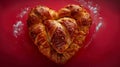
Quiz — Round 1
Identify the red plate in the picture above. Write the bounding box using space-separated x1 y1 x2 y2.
0 0 120 67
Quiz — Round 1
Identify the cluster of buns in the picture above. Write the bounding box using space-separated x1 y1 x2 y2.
27 4 92 64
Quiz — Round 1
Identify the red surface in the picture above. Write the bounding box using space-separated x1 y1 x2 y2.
0 0 120 67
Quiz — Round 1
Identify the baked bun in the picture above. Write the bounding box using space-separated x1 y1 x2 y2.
27 4 92 64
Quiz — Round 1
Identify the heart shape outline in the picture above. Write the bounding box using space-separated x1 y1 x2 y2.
27 4 92 64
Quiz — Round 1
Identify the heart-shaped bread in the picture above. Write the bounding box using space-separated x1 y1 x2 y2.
27 4 92 64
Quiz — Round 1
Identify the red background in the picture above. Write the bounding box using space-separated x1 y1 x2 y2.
0 0 120 67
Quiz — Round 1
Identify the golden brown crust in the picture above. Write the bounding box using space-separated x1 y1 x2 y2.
27 4 92 64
